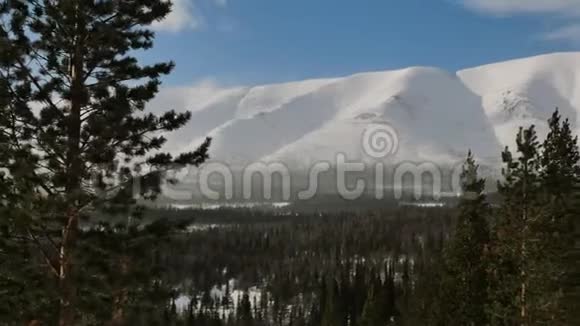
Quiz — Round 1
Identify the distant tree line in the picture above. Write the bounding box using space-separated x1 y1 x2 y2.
121 109 580 326
0 0 579 324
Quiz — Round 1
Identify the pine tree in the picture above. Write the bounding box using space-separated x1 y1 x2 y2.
237 290 253 326
488 126 540 325
358 276 387 326
567 191 580 324
320 277 343 326
405 237 446 326
489 125 562 325
441 151 490 326
487 111 580 325
0 1 210 325
539 109 580 323
540 110 580 195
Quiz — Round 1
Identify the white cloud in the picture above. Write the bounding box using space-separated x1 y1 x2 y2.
542 24 580 44
152 0 203 32
151 0 230 32
460 0 580 44
214 0 228 8
461 0 580 16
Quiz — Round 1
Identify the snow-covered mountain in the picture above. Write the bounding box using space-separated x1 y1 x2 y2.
152 52 580 170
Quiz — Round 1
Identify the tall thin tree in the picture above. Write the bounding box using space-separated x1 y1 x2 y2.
539 109 580 323
489 126 542 326
441 151 490 326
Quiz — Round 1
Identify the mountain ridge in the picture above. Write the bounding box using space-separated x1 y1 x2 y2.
151 52 580 169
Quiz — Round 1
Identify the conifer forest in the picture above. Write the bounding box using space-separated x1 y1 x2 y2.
0 1 579 325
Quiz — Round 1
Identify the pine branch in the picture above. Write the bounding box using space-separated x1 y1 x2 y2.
26 229 59 278
14 56 65 120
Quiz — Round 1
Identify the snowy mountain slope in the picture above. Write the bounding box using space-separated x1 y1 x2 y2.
265 67 501 168
152 52 580 170
458 52 580 151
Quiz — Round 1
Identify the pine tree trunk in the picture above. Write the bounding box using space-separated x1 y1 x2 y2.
111 255 130 326
60 95 81 325
520 239 527 326
59 3 85 324
59 209 79 326
520 162 528 326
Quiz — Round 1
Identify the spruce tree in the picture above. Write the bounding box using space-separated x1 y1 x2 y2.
441 151 490 326
0 1 210 325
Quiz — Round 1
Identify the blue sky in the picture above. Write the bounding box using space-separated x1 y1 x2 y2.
144 0 580 87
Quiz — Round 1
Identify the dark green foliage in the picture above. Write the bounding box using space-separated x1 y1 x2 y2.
237 290 253 326
0 4 579 322
440 151 490 326
539 110 580 324
130 206 451 326
0 0 210 324
485 109 580 325
358 273 396 326
487 125 545 325
540 110 580 195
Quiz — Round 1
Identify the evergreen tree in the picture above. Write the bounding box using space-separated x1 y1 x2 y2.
488 126 540 325
320 277 343 326
539 109 580 323
404 238 445 326
540 110 580 194
237 290 253 326
567 190 580 324
358 277 387 326
0 1 210 325
489 125 560 325
440 151 490 326
487 111 580 325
